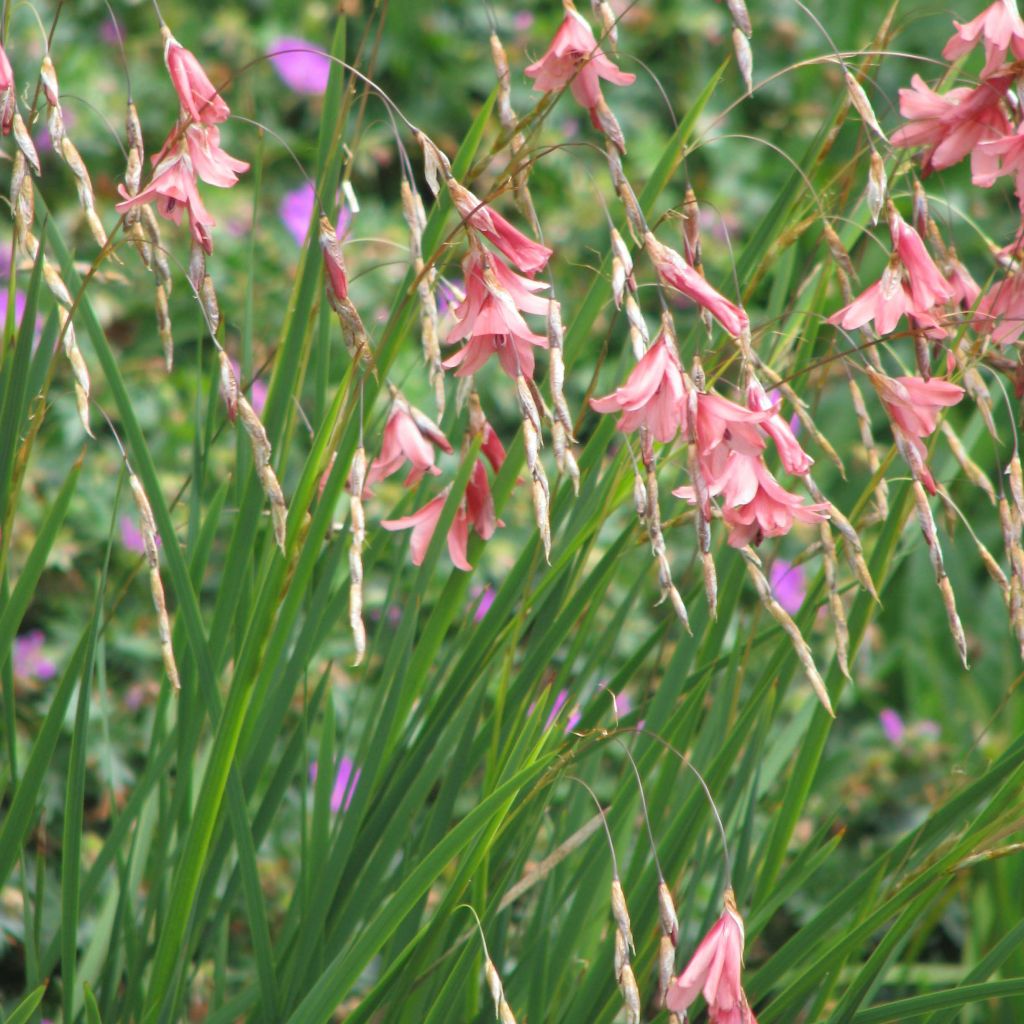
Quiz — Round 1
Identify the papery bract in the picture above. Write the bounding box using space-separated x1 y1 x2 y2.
524 7 635 117
590 333 688 442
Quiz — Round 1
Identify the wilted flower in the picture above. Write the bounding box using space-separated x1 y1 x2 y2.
267 37 332 95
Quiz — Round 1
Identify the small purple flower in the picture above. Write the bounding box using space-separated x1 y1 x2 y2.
267 37 332 96
278 184 352 246
231 359 267 416
310 755 361 813
120 515 147 554
769 559 805 615
917 719 941 738
437 278 464 317
513 10 535 32
13 630 57 681
100 20 122 45
879 708 905 744
544 689 570 730
566 706 582 732
473 585 496 622
330 756 360 813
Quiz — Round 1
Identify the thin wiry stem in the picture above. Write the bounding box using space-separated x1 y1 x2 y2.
567 775 621 880
637 729 732 887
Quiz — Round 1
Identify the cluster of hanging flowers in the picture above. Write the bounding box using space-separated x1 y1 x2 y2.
116 28 248 253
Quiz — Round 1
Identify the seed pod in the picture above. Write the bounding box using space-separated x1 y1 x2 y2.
12 112 40 175
867 150 886 226
844 70 887 141
200 275 220 336
624 293 649 360
618 963 641 1024
594 97 626 154
593 0 618 48
129 472 180 690
911 480 968 667
155 282 173 371
726 0 752 35
658 933 676 1007
349 446 367 665
741 548 834 716
610 879 634 954
733 28 753 94
658 881 679 945
819 521 851 678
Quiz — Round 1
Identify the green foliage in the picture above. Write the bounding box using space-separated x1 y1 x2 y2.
1 2 1022 1024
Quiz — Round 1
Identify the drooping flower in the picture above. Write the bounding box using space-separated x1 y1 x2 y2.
367 404 453 488
115 123 248 253
645 233 749 337
868 369 964 494
828 265 946 338
770 559 806 614
443 250 550 379
945 253 981 310
942 0 1024 77
0 42 15 135
675 391 826 548
524 5 636 119
891 73 1012 181
666 889 758 1024
590 332 688 442
975 270 1024 344
465 458 502 540
267 37 332 95
163 30 230 125
889 211 955 312
746 380 813 476
447 180 552 275
381 491 472 570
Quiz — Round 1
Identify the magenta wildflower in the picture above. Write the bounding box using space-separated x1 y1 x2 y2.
267 37 332 95
13 630 57 681
879 708 905 744
769 560 806 614
473 584 496 621
279 183 352 246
